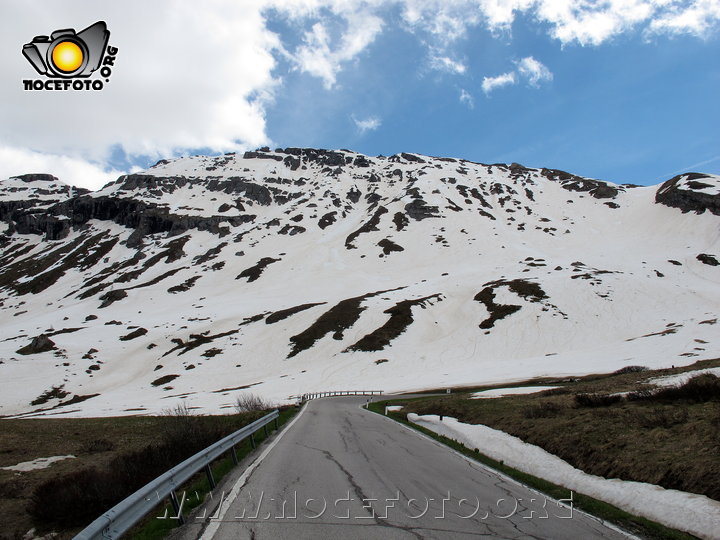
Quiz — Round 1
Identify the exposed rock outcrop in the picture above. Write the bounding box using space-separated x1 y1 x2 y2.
656 173 720 215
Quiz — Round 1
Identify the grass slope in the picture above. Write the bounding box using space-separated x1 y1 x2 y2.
370 358 720 539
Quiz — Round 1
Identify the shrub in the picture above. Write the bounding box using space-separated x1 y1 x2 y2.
627 388 655 401
659 374 720 401
235 393 274 413
539 387 570 396
635 407 689 429
29 406 230 529
29 468 110 527
523 401 563 418
612 365 649 375
574 393 623 408
79 438 115 454
629 374 720 403
0 477 28 499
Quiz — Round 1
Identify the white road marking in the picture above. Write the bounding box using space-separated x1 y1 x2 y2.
200 404 308 539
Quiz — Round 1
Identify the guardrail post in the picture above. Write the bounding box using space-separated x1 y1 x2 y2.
250 433 256 449
205 464 216 490
274 416 279 430
264 424 269 437
169 490 186 525
230 444 238 465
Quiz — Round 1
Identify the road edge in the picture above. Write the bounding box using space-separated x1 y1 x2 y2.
197 402 308 540
362 401 649 540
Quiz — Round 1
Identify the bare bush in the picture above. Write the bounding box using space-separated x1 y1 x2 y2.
539 387 570 396
635 407 689 429
235 393 274 413
79 438 115 454
523 401 564 418
574 393 623 408
627 388 654 401
0 477 28 499
30 404 228 529
613 365 649 375
629 374 720 403
160 402 208 449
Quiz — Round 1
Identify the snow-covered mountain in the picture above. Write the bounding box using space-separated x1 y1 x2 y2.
1 148 718 417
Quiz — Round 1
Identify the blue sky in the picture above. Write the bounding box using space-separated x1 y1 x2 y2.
263 4 720 186
1 1 719 189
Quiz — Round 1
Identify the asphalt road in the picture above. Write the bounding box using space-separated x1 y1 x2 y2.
195 396 633 540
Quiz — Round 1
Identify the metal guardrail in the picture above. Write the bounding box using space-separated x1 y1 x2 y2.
302 390 383 401
74 409 280 540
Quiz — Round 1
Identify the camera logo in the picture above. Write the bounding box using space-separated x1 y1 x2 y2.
22 21 118 91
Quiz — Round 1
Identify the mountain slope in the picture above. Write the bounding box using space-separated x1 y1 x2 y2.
0 149 718 417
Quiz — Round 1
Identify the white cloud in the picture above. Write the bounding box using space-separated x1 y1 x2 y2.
3 0 278 165
481 56 551 96
460 88 475 107
429 54 467 74
396 0 720 46
400 2 482 42
482 71 517 94
516 56 553 86
1 0 719 191
475 0 537 32
352 115 382 132
0 146 128 191
649 0 720 36
535 0 654 46
1 0 391 189
293 22 336 86
290 9 384 88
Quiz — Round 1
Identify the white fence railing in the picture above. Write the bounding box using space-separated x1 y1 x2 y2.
302 390 383 401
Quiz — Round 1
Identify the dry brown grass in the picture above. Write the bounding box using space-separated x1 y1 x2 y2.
0 411 262 539
400 358 720 502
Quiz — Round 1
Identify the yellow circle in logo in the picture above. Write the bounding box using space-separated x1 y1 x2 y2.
51 41 83 73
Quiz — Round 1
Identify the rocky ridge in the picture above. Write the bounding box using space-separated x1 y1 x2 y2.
0 148 718 417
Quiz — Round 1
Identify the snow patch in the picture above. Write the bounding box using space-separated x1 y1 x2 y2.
647 367 720 387
408 413 720 540
471 386 559 398
1 455 75 472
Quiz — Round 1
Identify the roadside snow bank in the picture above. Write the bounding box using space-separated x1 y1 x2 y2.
648 367 720 387
408 413 720 540
471 386 559 398
1 455 75 472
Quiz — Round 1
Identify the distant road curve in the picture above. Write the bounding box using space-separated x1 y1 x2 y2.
194 396 634 540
